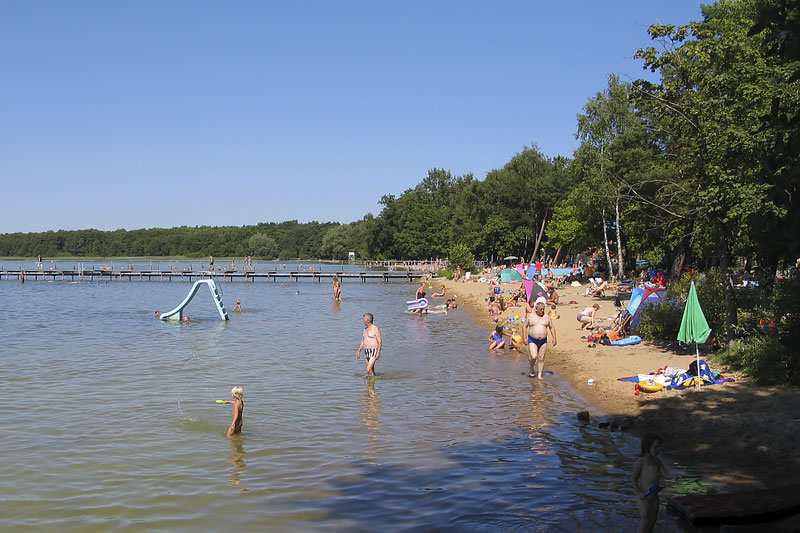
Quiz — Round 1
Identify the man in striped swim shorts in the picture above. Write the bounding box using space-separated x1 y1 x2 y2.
357 313 383 376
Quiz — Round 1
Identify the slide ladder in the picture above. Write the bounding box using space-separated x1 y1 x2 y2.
160 279 229 321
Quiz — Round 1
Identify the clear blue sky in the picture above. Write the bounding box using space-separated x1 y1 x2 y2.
1 1 703 233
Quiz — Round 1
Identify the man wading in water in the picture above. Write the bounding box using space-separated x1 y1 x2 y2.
356 313 382 376
523 296 557 379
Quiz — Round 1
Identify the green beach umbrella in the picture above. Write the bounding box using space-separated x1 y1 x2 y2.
678 281 711 389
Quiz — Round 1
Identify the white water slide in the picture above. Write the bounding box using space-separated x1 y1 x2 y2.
160 279 229 321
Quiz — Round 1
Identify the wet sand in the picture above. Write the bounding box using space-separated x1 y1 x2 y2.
436 277 800 491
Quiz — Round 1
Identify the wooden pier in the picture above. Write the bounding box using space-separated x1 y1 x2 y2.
2 269 427 283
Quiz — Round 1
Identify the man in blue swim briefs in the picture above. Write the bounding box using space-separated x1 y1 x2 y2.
356 313 383 376
522 296 557 379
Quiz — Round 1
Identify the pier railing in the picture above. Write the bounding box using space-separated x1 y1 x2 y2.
2 269 429 283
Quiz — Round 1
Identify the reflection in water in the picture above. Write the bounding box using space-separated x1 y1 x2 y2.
407 314 429 346
0 281 687 531
522 382 553 456
361 377 384 464
229 437 247 490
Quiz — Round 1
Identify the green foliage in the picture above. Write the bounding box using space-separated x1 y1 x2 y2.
320 224 352 260
545 200 592 252
636 271 725 341
247 233 278 259
0 221 339 260
447 243 474 271
437 268 454 280
634 298 683 341
671 271 726 340
723 334 793 385
720 275 800 385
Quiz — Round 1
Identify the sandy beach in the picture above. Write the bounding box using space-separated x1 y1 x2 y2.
436 277 800 491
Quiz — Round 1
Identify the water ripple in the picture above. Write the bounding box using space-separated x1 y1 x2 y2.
0 280 689 530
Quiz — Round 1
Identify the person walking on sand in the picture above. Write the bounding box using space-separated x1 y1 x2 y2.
632 432 681 533
523 296 557 379
357 313 382 376
223 386 244 437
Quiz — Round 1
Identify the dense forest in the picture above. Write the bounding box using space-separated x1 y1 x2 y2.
2 0 798 380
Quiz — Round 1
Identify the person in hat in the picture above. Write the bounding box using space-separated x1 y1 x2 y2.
523 296 557 379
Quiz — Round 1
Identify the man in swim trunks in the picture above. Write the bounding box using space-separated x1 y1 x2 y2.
357 313 382 376
523 296 557 379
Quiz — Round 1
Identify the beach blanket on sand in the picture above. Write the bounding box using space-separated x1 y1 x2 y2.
618 360 734 389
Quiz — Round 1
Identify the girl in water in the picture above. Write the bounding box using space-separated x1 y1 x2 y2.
488 325 505 350
331 275 342 301
223 386 244 437
632 433 680 532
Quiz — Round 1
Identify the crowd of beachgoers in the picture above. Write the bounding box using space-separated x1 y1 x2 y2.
417 259 800 505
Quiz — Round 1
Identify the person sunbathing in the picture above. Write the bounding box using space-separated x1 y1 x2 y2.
587 280 608 297
546 289 560 305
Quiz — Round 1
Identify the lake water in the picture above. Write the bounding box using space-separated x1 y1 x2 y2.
0 270 697 531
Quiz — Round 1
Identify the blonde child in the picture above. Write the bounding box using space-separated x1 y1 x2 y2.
223 386 244 437
632 433 679 532
509 327 525 352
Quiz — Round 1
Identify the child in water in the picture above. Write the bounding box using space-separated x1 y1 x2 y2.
223 386 244 437
488 325 505 350
632 433 679 532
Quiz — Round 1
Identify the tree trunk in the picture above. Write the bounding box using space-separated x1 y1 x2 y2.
531 213 548 262
670 220 694 280
553 245 564 267
718 227 738 347
614 194 624 280
602 208 613 279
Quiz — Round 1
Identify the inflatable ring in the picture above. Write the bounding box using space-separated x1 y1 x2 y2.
639 379 663 393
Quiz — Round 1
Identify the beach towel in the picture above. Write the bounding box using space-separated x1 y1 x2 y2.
618 360 733 389
669 359 732 388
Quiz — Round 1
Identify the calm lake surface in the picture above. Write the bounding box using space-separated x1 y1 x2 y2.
0 264 696 531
